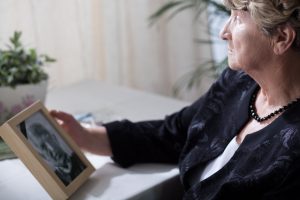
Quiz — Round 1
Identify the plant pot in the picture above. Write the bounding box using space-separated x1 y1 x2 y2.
0 80 48 160
0 80 48 124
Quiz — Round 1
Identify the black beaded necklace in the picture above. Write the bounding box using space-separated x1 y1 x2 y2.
249 87 300 122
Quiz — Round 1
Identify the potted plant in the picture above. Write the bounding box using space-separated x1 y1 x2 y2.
0 31 55 160
0 31 56 124
149 0 229 95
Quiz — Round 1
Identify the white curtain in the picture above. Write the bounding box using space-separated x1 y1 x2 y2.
0 0 213 101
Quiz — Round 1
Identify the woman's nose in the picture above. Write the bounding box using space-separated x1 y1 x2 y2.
219 19 231 40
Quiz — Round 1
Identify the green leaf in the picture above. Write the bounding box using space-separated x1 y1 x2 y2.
10 31 22 49
0 31 56 87
149 1 184 25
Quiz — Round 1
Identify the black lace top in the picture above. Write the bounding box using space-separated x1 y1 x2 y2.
104 68 300 200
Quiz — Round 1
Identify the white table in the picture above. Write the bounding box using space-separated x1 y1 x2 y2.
0 80 189 200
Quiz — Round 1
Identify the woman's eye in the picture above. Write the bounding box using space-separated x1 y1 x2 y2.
230 12 238 23
234 15 239 21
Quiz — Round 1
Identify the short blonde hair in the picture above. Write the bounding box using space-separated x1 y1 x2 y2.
223 0 300 49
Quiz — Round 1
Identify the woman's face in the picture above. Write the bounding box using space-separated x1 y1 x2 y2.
219 9 274 72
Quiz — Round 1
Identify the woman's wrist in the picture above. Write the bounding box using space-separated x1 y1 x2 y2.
83 126 112 156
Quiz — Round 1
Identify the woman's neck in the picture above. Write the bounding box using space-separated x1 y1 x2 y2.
249 56 300 107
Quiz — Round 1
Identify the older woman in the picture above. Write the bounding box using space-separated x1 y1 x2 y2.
51 0 300 199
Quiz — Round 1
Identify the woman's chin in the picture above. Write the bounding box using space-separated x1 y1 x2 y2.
228 64 241 71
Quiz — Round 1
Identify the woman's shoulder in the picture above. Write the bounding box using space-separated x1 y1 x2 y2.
269 108 300 154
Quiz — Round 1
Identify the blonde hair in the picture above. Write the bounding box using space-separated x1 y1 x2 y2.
223 0 300 49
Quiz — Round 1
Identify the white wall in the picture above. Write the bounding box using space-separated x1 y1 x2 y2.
0 0 213 101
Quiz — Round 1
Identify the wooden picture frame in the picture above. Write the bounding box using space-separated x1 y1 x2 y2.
0 101 95 200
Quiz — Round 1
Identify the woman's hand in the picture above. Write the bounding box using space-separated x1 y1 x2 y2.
50 110 112 156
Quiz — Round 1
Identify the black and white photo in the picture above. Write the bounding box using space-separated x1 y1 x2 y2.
18 111 86 185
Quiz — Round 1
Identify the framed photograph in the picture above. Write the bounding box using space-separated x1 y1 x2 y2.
0 101 95 199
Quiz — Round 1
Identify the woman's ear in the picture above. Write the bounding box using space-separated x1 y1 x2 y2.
273 24 296 55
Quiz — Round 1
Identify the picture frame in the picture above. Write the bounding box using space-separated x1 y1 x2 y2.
0 101 95 200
